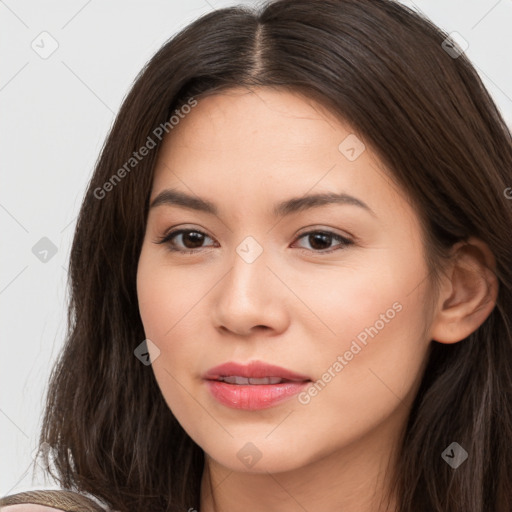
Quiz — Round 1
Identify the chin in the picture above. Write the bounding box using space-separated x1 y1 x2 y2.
201 436 317 475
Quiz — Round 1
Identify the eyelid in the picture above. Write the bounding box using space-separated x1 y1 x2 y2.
158 225 211 241
294 225 353 240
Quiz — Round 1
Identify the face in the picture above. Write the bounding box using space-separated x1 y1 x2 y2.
136 87 435 474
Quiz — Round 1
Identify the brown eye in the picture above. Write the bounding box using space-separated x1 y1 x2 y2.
178 231 207 249
307 232 333 250
156 229 216 253
294 230 353 253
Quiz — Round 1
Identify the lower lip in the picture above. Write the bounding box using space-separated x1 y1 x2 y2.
205 380 311 410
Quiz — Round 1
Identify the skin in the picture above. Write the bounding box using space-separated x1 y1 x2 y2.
136 87 498 512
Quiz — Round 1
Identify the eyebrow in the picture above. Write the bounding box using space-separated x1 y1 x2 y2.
149 189 376 218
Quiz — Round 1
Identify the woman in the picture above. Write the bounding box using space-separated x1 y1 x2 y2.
2 0 511 510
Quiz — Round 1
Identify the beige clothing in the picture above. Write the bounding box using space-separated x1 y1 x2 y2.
0 490 107 512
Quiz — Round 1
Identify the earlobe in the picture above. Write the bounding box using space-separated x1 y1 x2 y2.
429 237 499 344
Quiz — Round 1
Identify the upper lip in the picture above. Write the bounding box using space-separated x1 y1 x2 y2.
203 361 311 382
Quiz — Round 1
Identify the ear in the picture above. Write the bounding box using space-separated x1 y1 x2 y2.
429 237 499 344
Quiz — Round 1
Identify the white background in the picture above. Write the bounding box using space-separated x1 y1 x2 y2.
1 0 512 495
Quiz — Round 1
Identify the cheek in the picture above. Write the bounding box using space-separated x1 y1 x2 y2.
296 250 431 421
137 246 204 341
136 248 201 411
136 246 217 395
136 252 171 342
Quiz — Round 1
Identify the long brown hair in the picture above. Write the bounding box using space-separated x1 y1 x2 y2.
35 0 512 510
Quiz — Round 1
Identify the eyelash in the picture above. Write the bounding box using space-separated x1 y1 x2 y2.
154 228 353 255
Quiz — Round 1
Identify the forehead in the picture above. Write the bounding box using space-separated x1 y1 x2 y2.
150 86 416 227
157 86 352 161
153 87 367 188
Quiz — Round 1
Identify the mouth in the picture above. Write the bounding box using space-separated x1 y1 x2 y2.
203 360 311 382
212 376 307 385
203 361 312 410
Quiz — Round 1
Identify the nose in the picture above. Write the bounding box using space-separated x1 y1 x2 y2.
212 244 290 337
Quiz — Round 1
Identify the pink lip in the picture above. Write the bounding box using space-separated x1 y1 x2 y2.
203 361 311 381
203 361 311 410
